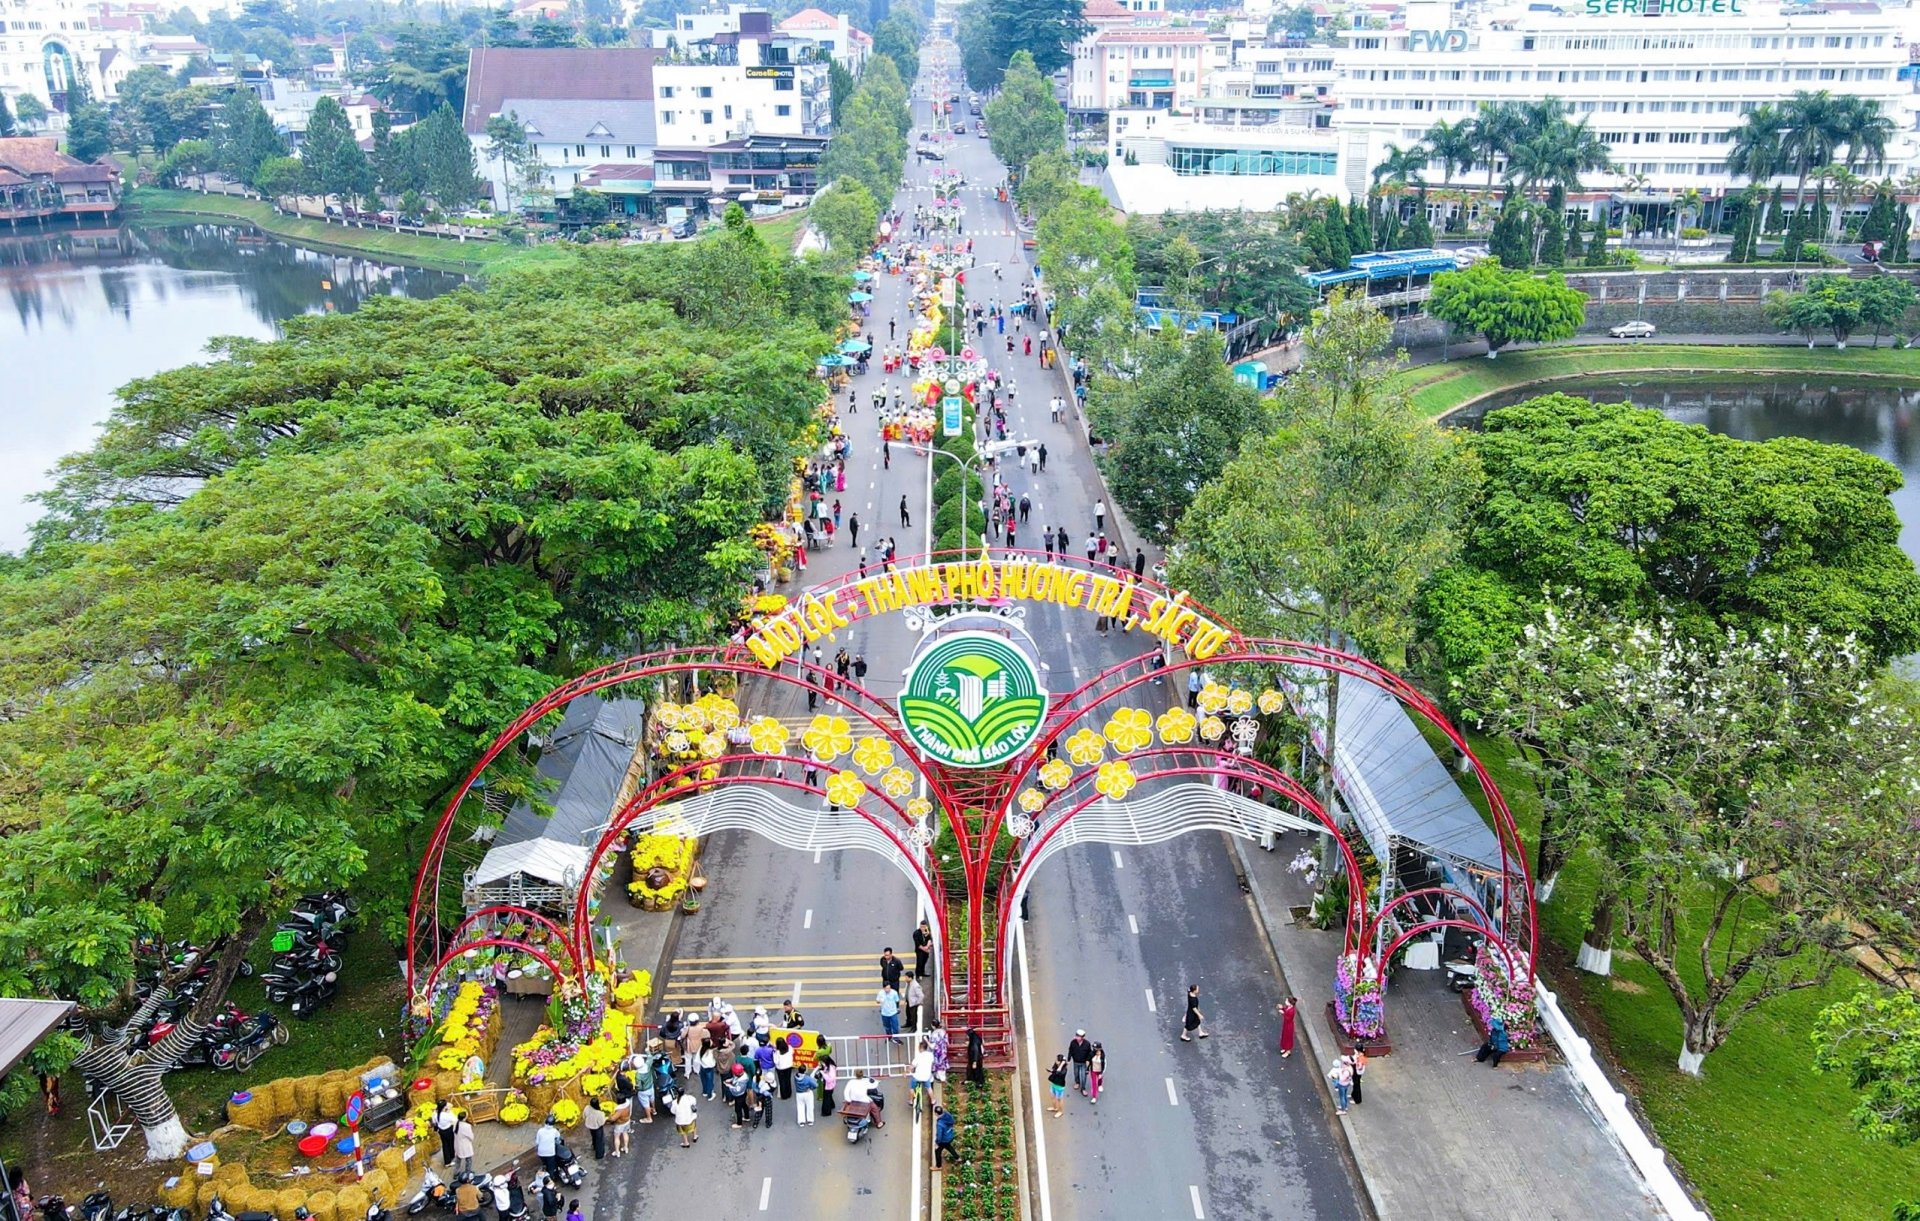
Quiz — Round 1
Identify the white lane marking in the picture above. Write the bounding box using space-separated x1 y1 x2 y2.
1112 849 1124 869
1145 989 1156 1014
803 909 813 929
1166 1077 1179 1107
759 1177 773 1211
1017 919 1054 1221
792 981 803 1004
1064 631 1072 644
813 847 823 864
1190 1186 1205 1219
1127 914 1139 935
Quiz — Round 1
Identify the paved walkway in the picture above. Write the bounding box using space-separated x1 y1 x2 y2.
1234 836 1666 1220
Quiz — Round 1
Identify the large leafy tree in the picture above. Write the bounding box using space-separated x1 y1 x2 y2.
1173 291 1477 843
64 103 113 162
1419 394 1920 689
1465 599 1920 1075
811 177 880 271
211 87 285 183
5 239 837 1158
1814 990 1920 1147
985 50 1065 179
1035 185 1136 373
956 0 1086 90
1428 258 1584 355
1089 328 1266 542
871 7 924 82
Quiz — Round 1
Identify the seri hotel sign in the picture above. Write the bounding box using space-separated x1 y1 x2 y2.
1411 0 1743 49
742 559 1235 668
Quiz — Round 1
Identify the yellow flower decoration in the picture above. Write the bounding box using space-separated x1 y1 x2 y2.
1257 689 1286 715
698 732 726 758
802 714 854 762
701 696 741 732
852 736 896 776
905 796 934 821
1200 715 1227 742
826 769 867 807
880 767 916 799
664 729 691 754
1196 682 1231 714
1226 688 1254 716
1017 788 1046 813
748 716 790 754
1065 727 1107 766
653 702 684 728
1102 707 1154 754
679 704 710 732
1155 706 1197 744
1039 757 1073 790
1094 759 1138 800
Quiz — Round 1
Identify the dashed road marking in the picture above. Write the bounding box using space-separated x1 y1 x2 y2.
1166 1077 1179 1106
1127 914 1139 935
1145 989 1156 1014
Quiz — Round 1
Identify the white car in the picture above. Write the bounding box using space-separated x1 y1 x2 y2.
1609 320 1657 339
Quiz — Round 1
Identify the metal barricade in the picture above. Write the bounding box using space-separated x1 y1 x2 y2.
822 1033 915 1080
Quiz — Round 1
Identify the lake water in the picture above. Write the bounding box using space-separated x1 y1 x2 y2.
0 224 462 552
1451 375 1920 567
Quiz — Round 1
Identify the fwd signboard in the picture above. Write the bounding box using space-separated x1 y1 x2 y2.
1407 27 1468 51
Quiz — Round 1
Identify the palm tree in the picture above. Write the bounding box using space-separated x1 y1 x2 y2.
1836 95 1896 175
1465 101 1524 196
1422 118 1475 187
1817 164 1866 240
1725 103 1788 241
1671 186 1705 258
1371 142 1428 188
1781 90 1846 229
1621 170 1652 240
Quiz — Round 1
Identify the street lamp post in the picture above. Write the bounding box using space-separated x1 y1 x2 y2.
925 437 1035 556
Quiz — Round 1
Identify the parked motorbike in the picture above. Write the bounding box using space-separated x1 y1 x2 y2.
38 1196 72 1221
78 1193 112 1221
202 1198 233 1221
212 1011 287 1070
485 1175 527 1221
360 1192 390 1221
403 1169 453 1216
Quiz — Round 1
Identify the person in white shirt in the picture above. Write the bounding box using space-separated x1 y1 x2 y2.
670 1093 698 1147
910 1040 936 1113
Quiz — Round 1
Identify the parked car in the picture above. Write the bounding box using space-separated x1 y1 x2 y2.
1609 320 1657 339
916 146 945 161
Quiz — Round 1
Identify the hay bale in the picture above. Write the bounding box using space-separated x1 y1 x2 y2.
335 1184 369 1221
195 1183 220 1214
158 1178 199 1210
275 1189 308 1220
212 1162 250 1189
429 1068 462 1102
259 1076 295 1124
289 1074 319 1119
303 1191 337 1221
226 1094 265 1130
316 1073 351 1120
374 1148 408 1188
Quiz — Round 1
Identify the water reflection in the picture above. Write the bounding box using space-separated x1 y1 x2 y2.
1454 375 1920 571
0 224 460 551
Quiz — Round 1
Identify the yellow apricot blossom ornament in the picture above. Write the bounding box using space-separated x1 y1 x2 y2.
1094 760 1138 800
1065 728 1107 766
852 736 896 776
803 714 854 762
826 770 867 807
1155 706 1197 744
748 716 789 754
880 767 916 799
1257 689 1286 715
1102 708 1154 754
1039 757 1073 790
1018 788 1046 813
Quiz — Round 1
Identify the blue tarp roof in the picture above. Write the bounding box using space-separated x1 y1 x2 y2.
1305 248 1461 288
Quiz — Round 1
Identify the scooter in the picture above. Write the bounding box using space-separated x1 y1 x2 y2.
204 1197 234 1221
39 1198 72 1221
212 1012 287 1071
404 1169 453 1215
551 1141 585 1190
287 974 340 1019
842 1087 885 1144
78 1193 112 1221
486 1175 527 1221
360 1192 390 1221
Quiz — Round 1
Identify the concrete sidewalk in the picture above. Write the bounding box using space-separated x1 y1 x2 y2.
1233 833 1666 1221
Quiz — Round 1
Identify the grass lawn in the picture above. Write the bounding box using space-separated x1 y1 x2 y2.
126 188 526 276
1419 721 1920 1219
1394 343 1920 418
754 206 808 254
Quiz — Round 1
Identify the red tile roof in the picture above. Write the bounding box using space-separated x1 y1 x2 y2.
0 137 117 180
1083 0 1132 16
462 47 659 134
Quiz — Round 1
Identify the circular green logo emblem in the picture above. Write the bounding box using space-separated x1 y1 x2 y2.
898 631 1048 769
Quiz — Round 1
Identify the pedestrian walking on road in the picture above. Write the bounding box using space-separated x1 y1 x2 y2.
1019 493 1031 524
1088 1043 1106 1103
1134 547 1147 577
1188 670 1201 709
900 495 912 527
1038 443 1048 472
819 1053 838 1116
1181 985 1208 1041
1047 1055 1069 1117
1328 1058 1353 1115
1278 997 1299 1058
933 1105 957 1168
1042 526 1055 555
1085 533 1097 563
1067 1030 1093 1094
1094 499 1106 530
724 1064 751 1127
848 513 861 548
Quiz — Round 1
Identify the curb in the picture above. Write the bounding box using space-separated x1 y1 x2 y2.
1231 834 1388 1221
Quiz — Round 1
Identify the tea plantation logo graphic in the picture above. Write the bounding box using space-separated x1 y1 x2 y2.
899 632 1048 768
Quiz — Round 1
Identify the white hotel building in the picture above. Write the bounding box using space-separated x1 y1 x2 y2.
1099 0 1920 214
1336 0 1920 196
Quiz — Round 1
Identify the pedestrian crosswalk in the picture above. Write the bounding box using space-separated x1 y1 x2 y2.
657 950 882 1013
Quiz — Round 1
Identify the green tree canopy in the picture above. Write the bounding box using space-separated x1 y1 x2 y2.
811 177 880 272
1418 394 1920 684
985 50 1065 178
1089 328 1266 542
1814 990 1920 1147
64 103 113 162
956 0 1085 90
300 95 371 205
1428 259 1584 354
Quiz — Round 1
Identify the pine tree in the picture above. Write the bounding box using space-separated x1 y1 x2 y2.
300 96 368 208
1326 200 1352 269
417 104 479 210
1404 192 1433 248
1809 182 1830 250
1303 215 1333 271
1537 188 1566 266
1491 201 1534 269
1347 195 1371 254
1891 209 1911 263
0 94 13 138
1766 184 1786 234
1860 188 1895 243
1565 213 1585 263
1782 200 1808 262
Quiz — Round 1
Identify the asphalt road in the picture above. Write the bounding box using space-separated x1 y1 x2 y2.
598 42 1367 1221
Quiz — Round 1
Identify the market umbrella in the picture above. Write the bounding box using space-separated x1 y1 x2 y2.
840 339 872 353
851 270 875 281
848 291 874 303
818 353 853 367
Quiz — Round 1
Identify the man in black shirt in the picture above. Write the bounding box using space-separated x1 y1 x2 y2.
879 947 904 991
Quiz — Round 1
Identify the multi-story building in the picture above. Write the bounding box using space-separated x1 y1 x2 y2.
0 134 119 218
0 0 118 112
1334 0 1920 197
1070 23 1228 117
1101 96 1373 213
463 20 832 213
777 6 871 74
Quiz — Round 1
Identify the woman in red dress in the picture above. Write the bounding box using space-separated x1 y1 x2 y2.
1278 997 1298 1059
